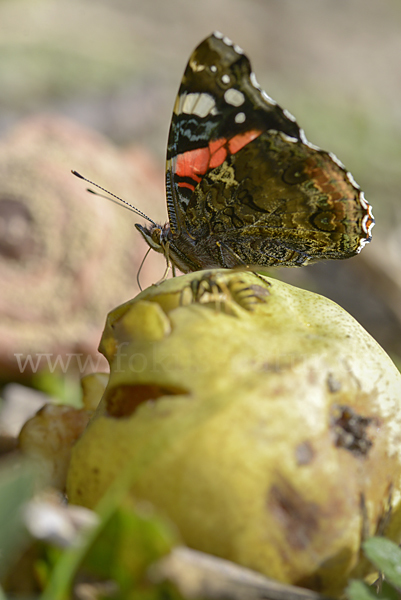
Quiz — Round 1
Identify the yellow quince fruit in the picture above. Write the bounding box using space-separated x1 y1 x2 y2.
67 270 401 596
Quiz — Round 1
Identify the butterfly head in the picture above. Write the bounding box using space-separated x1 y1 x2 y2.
135 222 171 255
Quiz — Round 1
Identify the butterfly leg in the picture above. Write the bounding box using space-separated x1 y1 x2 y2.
136 247 152 292
179 272 241 315
153 241 172 285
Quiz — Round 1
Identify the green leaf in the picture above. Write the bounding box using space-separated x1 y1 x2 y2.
84 499 176 593
379 580 401 600
346 579 400 600
32 371 82 407
363 537 401 589
0 460 35 577
346 580 379 600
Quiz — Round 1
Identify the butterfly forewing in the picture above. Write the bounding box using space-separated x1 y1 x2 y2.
163 32 373 271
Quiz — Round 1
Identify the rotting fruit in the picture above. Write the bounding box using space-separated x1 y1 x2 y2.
66 269 401 596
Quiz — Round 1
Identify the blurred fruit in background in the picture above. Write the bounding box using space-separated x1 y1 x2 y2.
0 115 164 385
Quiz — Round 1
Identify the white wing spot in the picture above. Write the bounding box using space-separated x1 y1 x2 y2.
223 36 233 46
250 72 261 89
299 129 320 150
224 88 245 107
213 31 224 39
280 133 298 143
182 93 217 118
235 112 246 124
328 152 345 170
261 90 277 105
362 215 370 233
356 238 368 253
210 65 217 73
221 74 230 84
359 191 369 210
366 211 375 235
299 130 309 144
356 194 375 251
346 171 360 189
283 108 296 122
234 44 244 54
306 140 321 151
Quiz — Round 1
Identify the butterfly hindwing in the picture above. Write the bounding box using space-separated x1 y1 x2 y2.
185 131 370 267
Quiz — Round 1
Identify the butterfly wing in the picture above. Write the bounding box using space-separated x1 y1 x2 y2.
166 32 301 233
185 130 374 267
166 32 373 270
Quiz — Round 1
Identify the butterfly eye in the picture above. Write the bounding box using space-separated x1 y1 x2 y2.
152 227 162 243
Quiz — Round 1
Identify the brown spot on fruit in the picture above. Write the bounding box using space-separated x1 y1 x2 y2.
268 479 320 549
327 373 341 393
331 405 373 456
360 493 370 542
106 384 189 418
295 441 315 465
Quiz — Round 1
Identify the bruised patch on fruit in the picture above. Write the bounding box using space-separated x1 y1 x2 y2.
106 384 190 418
295 441 315 466
268 479 320 549
327 373 342 393
331 405 373 456
359 493 370 542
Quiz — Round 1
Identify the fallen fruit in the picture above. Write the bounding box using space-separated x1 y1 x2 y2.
67 269 401 596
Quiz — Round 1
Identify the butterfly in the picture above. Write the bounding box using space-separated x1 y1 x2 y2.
77 32 374 275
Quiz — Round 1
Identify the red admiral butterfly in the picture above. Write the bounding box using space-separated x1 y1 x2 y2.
78 32 375 275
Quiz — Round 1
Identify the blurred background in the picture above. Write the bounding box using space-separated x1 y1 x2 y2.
0 0 401 437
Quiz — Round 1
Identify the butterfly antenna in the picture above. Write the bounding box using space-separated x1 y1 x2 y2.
71 170 157 226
